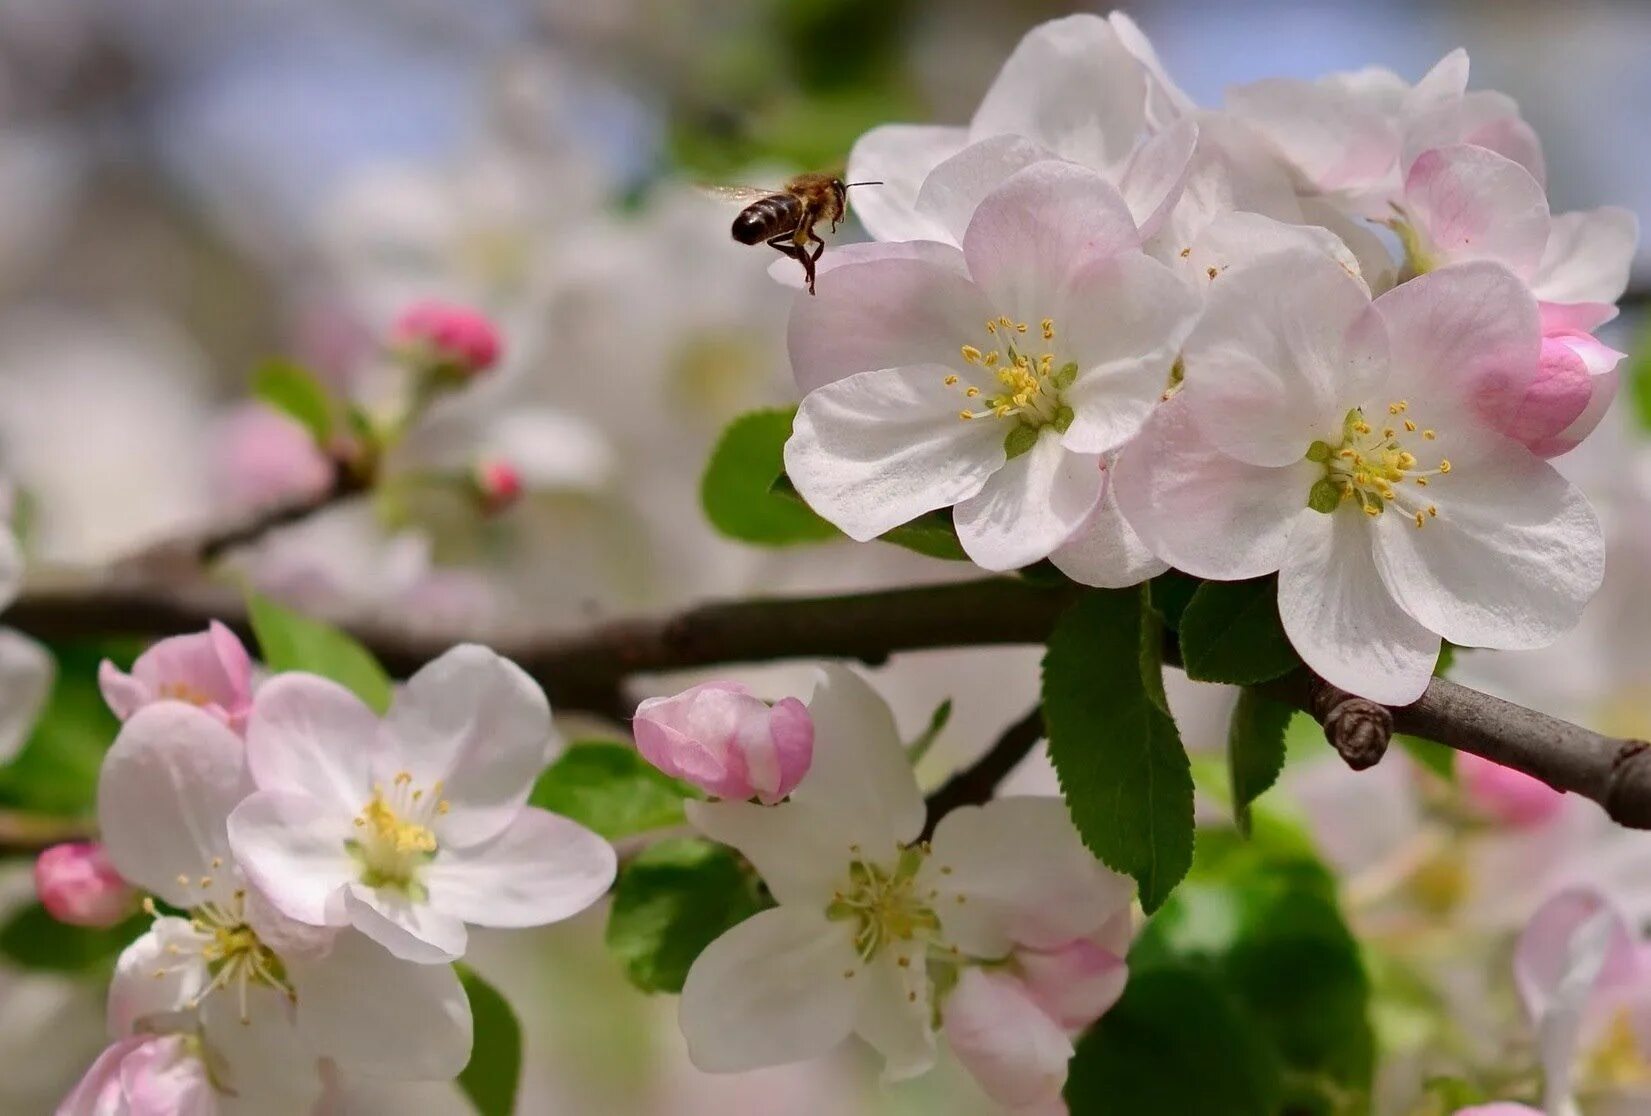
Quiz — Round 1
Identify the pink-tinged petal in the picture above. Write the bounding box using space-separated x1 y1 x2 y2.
35 843 135 929
846 123 968 243
1496 337 1594 453
97 660 151 724
912 135 1060 249
210 402 333 514
791 665 925 848
954 430 1103 571
245 673 376 814
679 907 862 1073
57 1037 146 1116
855 949 936 1082
1278 510 1440 706
1108 11 1196 126
1459 753 1565 829
97 703 248 907
1535 364 1620 459
686 799 853 908
633 682 747 794
1112 394 1319 581
226 790 354 928
384 645 551 847
0 629 51 762
1181 245 1384 467
1050 468 1169 589
1294 197 1398 294
944 968 1073 1110
207 622 254 722
108 920 207 1038
1020 939 1130 1030
1185 210 1368 293
126 623 255 729
962 162 1140 320
118 1034 213 1116
1460 94 1547 186
787 255 991 396
1373 261 1541 435
1057 254 1201 455
1453 1106 1544 1116
344 884 468 964
1403 145 1549 277
786 364 1007 542
422 807 614 929
772 238 969 290
1226 77 1397 193
1371 445 1601 650
928 796 1133 957
969 14 1147 175
759 697 815 803
1119 117 1199 239
1532 207 1640 306
293 929 472 1081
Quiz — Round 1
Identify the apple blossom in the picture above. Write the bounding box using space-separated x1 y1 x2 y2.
785 161 1197 574
392 301 501 379
470 457 522 516
1115 242 1603 705
679 665 1132 1098
633 681 813 804
1453 1107 1542 1116
210 403 335 515
1459 753 1566 830
57 1035 217 1116
99 621 255 733
34 843 136 930
94 700 475 1108
228 644 616 963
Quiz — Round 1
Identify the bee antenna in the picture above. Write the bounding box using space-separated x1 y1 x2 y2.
842 181 884 188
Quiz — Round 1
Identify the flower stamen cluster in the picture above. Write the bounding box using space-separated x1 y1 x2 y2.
826 843 942 966
952 317 1077 442
347 772 449 894
1308 403 1450 528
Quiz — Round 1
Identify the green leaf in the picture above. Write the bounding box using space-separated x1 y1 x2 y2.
1147 570 1201 631
606 837 769 994
877 508 970 561
1042 589 1193 912
253 359 334 445
457 966 522 1116
246 593 393 713
1134 827 1376 1112
1178 577 1300 685
1065 964 1284 1115
905 698 952 764
1139 599 1170 715
0 903 148 974
1627 318 1651 432
702 409 839 546
1397 733 1455 782
530 741 695 840
1228 690 1293 836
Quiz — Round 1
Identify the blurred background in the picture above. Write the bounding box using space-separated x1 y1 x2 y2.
1 1 1648 1112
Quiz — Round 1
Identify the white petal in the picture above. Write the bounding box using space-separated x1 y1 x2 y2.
913 135 1059 247
846 124 968 243
199 987 322 1109
245 673 376 815
785 364 1006 541
0 529 20 611
1050 469 1169 588
944 968 1072 1110
679 906 862 1073
1402 145 1549 277
962 162 1140 320
787 252 990 396
227 790 355 928
685 799 853 908
1057 253 1201 454
953 430 1102 570
791 665 926 849
1111 395 1317 581
293 929 473 1081
970 14 1147 175
475 407 614 492
1181 243 1384 466
344 884 468 964
97 703 248 907
1278 509 1439 706
1190 209 1371 293
1532 207 1640 305
385 644 551 847
1118 117 1199 239
1371 447 1602 650
108 920 207 1038
1226 77 1397 193
1109 12 1197 126
928 796 1131 957
777 238 969 290
422 807 614 928
0 629 52 763
854 950 936 1082
60 1037 144 1115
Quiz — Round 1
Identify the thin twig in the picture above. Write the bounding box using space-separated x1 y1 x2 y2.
921 706 1045 840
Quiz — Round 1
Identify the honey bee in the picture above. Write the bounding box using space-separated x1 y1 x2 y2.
708 174 882 295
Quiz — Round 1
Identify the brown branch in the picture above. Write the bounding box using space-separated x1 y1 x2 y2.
197 468 369 564
921 706 1045 840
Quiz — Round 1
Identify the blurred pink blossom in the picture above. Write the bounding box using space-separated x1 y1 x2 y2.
34 843 135 929
633 682 813 804
98 621 255 733
1459 753 1566 829
210 403 334 514
393 301 501 377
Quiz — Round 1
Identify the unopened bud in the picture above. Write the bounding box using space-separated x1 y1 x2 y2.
34 843 136 928
392 302 502 379
1458 752 1564 829
633 681 814 803
472 458 523 515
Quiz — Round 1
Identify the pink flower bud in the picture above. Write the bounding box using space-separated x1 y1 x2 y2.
1459 752 1565 828
34 842 136 928
943 967 1073 1110
392 301 501 377
1489 307 1625 459
211 403 334 514
472 457 523 515
633 681 814 803
98 621 255 733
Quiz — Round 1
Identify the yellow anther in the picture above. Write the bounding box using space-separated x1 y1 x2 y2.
998 316 1012 328
983 352 1000 367
1415 511 1426 528
958 411 973 420
965 387 980 398
1423 429 1436 440
1363 504 1381 517
960 346 981 364
1015 322 1028 333
1416 477 1430 486
1428 505 1438 517
394 772 412 786
1041 318 1054 339
943 374 958 386
1404 419 1417 432
1354 421 1371 434
1438 460 1452 473
984 320 996 334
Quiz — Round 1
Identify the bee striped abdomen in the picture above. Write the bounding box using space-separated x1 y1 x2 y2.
731 194 802 244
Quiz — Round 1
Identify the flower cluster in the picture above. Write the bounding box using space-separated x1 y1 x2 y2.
53 626 616 1113
636 667 1134 1109
787 12 1637 704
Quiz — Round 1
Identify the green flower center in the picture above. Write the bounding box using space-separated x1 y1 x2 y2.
1306 402 1451 529
826 844 941 963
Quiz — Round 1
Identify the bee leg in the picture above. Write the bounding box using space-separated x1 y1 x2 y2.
766 233 814 294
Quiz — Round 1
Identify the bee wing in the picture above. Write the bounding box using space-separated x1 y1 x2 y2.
698 184 781 204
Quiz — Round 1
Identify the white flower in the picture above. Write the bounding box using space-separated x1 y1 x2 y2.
227 645 616 963
678 665 1130 1087
1114 238 1604 705
784 161 1197 575
96 702 474 1108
